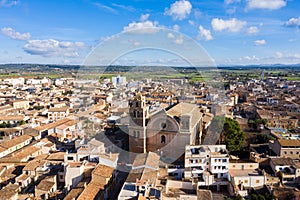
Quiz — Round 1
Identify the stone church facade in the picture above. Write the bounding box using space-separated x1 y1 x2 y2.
128 95 203 163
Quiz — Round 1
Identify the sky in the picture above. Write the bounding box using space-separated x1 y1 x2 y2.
1 0 300 66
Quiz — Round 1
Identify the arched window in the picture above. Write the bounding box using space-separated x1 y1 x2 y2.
161 135 166 144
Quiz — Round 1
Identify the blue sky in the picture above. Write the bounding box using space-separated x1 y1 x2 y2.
1 0 300 66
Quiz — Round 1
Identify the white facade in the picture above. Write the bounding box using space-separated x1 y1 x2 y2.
228 162 266 197
64 162 85 190
184 145 229 182
112 75 126 86
26 77 51 85
2 77 25 87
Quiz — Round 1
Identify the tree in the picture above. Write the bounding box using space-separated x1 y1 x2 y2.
225 195 243 200
248 118 268 131
248 119 257 130
222 117 246 151
250 194 266 200
18 120 26 126
209 116 245 151
6 122 12 128
256 134 275 144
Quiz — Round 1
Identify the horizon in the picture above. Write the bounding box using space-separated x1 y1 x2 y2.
1 63 300 68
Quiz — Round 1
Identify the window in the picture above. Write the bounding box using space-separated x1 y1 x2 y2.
256 180 260 184
161 135 166 144
67 156 73 161
290 151 293 154
161 123 167 129
245 180 248 183
185 121 189 128
232 165 236 168
284 151 287 154
134 131 140 138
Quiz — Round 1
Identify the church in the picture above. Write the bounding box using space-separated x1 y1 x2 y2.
128 94 203 163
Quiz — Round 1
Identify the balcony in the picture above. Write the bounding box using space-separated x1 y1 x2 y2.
188 162 206 167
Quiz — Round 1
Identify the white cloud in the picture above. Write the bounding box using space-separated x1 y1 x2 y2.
173 24 180 31
197 25 213 41
133 41 141 46
0 0 18 7
23 39 86 57
174 35 183 44
241 55 260 61
254 39 266 46
247 26 259 35
226 7 237 14
273 51 300 61
224 0 240 5
188 20 195 26
246 0 286 10
93 2 117 14
1 27 31 40
167 32 175 38
111 3 135 12
167 33 184 44
165 0 192 20
285 17 300 27
211 18 246 32
193 10 202 19
123 20 161 34
275 51 283 58
140 13 150 21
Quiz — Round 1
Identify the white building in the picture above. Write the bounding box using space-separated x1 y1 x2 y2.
228 161 266 197
184 145 229 192
64 161 93 191
2 77 25 87
26 77 51 85
269 157 300 184
185 145 229 180
112 75 126 86
66 138 119 168
47 106 70 122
